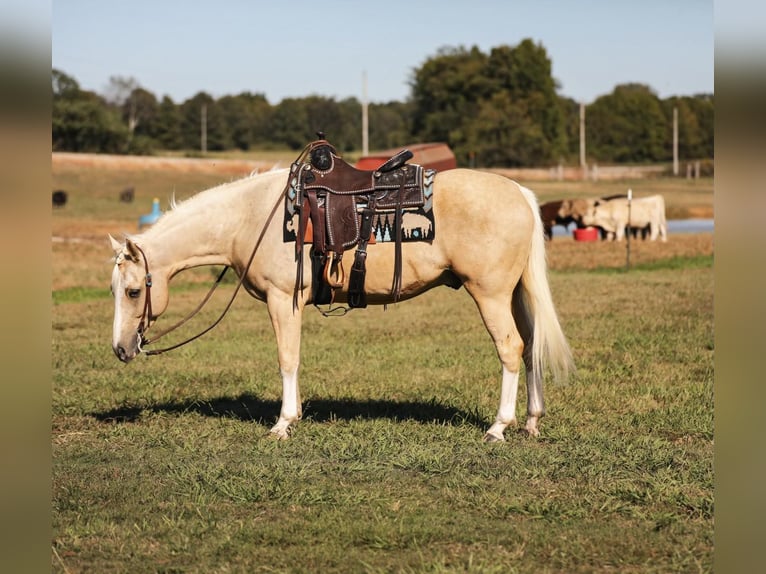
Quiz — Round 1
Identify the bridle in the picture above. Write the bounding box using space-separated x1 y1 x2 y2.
132 243 233 356
128 180 286 356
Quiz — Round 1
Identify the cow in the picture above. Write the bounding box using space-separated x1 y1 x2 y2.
120 187 135 203
52 190 68 208
581 194 667 242
540 200 576 240
557 196 652 240
557 198 595 225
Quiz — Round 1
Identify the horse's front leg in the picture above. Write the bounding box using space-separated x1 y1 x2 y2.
266 291 304 440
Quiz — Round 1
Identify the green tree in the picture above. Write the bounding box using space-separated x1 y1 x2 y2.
410 45 490 149
410 41 566 166
299 95 360 151
152 96 184 150
663 94 714 160
104 76 140 134
691 94 714 159
52 68 129 153
52 68 80 98
269 98 311 149
218 92 271 150
586 83 668 162
557 96 582 163
123 88 160 153
334 97 362 152
180 92 230 151
369 101 412 150
484 41 566 164
467 91 547 167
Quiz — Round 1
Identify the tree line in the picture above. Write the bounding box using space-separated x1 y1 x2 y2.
52 39 713 168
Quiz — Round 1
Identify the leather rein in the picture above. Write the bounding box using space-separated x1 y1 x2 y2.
131 181 286 356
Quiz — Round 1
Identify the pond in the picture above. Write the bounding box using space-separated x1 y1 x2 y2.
551 219 714 237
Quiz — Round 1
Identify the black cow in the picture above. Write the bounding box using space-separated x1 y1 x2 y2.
52 190 68 208
120 187 135 203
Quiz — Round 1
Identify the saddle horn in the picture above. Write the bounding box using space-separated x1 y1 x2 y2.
376 149 413 174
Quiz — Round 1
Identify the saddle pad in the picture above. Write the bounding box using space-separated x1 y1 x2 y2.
283 168 436 245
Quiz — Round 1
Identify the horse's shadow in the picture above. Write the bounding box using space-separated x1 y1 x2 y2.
92 393 486 430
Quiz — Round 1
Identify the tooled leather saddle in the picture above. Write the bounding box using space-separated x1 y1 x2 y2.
284 136 432 310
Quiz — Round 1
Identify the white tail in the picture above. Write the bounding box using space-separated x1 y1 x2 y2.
517 185 574 383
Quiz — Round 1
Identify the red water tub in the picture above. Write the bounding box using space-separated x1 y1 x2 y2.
573 227 599 242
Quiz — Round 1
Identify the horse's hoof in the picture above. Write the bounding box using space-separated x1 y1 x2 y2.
267 427 291 441
517 427 540 438
483 432 505 443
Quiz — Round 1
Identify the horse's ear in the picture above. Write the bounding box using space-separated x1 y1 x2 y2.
124 238 141 262
108 234 123 256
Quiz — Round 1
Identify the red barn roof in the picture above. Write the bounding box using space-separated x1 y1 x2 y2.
355 142 456 172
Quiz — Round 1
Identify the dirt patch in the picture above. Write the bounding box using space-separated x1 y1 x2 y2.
52 152 280 176
547 233 713 272
685 206 715 219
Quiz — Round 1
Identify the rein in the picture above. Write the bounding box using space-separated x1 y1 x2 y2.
133 180 286 356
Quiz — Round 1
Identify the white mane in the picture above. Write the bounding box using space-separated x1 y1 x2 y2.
134 168 289 242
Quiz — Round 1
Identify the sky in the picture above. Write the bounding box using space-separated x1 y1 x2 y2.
52 0 715 105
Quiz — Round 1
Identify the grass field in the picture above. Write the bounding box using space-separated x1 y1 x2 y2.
52 156 714 573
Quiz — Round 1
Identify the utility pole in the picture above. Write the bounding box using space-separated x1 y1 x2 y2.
673 106 679 176
201 103 207 155
362 71 369 156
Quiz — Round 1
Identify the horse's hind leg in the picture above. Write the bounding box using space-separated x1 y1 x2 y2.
468 289 525 442
512 291 545 437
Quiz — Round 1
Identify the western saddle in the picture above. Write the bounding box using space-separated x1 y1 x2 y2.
287 135 428 310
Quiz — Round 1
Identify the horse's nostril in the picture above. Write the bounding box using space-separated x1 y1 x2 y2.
115 346 128 362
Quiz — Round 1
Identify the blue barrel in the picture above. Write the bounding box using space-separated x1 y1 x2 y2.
138 198 162 229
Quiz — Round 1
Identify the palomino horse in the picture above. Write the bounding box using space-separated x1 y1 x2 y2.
109 167 573 441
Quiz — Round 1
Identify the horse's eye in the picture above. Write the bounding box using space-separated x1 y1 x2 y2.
126 288 141 299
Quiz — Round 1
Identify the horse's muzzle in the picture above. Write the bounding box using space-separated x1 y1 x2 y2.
113 344 137 363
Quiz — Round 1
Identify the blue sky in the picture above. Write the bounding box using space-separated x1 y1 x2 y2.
52 0 714 105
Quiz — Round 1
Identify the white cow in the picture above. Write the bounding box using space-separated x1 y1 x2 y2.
581 195 667 242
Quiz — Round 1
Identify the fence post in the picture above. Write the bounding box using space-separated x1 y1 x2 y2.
625 188 632 271
579 102 586 171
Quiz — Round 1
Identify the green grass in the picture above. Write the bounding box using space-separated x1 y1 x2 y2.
586 253 713 274
52 160 713 572
52 285 110 305
52 264 713 573
53 272 230 305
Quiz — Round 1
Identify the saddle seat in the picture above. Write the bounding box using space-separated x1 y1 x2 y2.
305 143 414 195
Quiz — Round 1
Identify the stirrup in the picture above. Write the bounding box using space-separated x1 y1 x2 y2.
323 255 345 288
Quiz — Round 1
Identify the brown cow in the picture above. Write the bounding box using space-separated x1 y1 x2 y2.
539 200 575 240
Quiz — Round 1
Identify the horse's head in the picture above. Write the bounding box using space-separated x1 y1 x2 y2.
109 235 170 362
